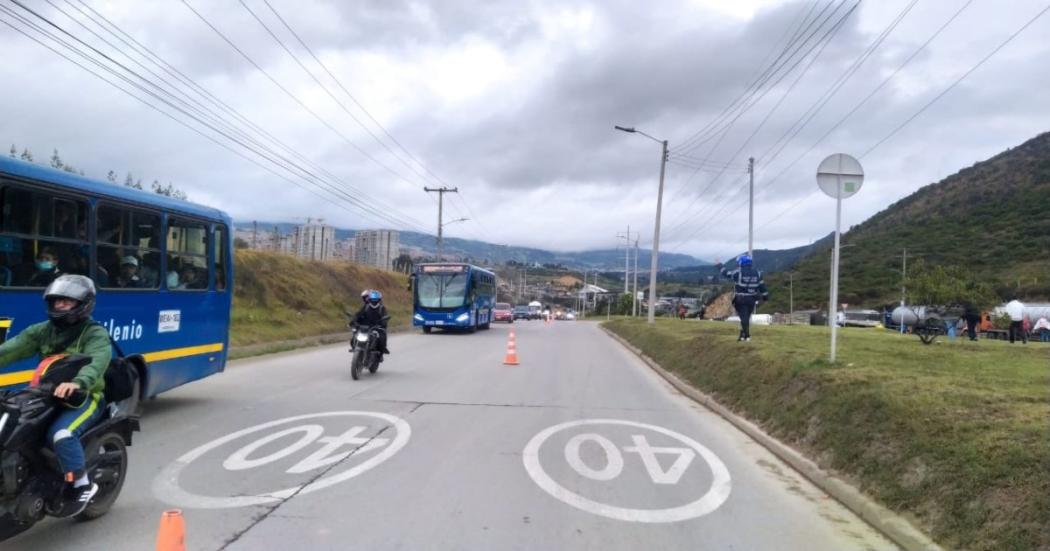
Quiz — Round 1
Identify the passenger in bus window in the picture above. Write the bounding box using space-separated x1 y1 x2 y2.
176 265 203 290
114 256 143 288
25 247 62 287
137 252 159 288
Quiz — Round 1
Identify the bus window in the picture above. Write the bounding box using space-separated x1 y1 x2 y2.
0 185 88 287
168 218 208 291
213 225 227 291
96 204 161 289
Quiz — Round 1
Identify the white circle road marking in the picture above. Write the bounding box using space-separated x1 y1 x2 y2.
153 411 410 509
522 419 732 523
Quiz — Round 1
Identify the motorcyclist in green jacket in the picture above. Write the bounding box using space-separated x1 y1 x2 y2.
0 275 110 517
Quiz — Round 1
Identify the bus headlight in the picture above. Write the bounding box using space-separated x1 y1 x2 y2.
413 314 424 321
456 313 470 322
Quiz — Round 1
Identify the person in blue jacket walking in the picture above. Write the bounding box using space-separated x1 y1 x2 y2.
718 254 769 342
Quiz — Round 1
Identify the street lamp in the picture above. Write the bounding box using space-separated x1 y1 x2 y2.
615 125 668 324
437 217 468 260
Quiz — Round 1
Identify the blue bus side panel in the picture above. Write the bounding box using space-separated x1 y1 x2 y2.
0 289 231 395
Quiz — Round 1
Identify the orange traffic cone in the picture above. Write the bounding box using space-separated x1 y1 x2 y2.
503 331 520 365
156 509 186 551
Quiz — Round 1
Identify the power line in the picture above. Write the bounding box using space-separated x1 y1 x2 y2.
661 2 858 241
757 1 1048 236
1 2 430 232
63 0 427 231
177 0 423 190
256 0 490 238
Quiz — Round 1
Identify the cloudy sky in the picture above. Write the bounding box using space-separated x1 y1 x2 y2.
2 0 1048 261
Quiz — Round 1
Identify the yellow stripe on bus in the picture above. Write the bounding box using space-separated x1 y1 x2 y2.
0 370 33 386
1 342 224 387
0 319 12 329
142 343 224 363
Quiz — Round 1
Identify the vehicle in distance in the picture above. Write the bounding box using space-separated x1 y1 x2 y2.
494 302 514 323
512 305 531 320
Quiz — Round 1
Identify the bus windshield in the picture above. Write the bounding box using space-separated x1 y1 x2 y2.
417 271 469 308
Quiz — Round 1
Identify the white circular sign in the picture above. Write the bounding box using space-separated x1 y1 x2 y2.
522 419 731 523
153 411 410 509
816 153 864 199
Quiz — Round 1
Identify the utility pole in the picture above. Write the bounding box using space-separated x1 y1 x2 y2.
252 220 258 249
632 238 639 317
424 186 458 260
901 248 907 335
789 272 794 324
617 225 631 294
748 156 755 259
647 140 668 324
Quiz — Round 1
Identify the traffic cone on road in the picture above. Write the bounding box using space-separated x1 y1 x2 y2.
156 509 186 551
503 331 520 365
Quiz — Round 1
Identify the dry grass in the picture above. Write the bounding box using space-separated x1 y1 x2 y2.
606 319 1050 551
230 250 411 347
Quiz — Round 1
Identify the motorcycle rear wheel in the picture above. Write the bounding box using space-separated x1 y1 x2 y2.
76 433 128 521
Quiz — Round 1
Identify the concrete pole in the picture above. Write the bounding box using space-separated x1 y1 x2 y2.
647 140 668 324
829 196 842 362
748 157 755 259
632 238 639 317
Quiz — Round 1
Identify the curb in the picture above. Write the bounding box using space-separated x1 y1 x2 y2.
600 325 941 551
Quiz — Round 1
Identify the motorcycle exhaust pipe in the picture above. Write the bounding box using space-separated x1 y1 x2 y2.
0 318 10 344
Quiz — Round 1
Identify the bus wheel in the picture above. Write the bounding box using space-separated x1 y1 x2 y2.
423 326 432 334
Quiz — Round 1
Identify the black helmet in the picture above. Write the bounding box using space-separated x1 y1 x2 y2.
43 275 96 327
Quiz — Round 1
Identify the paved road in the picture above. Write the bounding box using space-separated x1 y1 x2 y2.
12 320 894 550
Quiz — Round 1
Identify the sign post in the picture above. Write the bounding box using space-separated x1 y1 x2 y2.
816 153 864 363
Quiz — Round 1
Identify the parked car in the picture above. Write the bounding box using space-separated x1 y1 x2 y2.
494 302 514 323
513 305 531 320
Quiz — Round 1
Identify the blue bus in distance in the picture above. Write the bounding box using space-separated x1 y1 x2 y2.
0 157 233 401
411 263 496 333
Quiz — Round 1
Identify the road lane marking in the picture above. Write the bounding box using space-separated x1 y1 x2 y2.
523 419 731 523
153 411 410 509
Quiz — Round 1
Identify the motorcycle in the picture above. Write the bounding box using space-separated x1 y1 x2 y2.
0 355 140 542
348 315 390 381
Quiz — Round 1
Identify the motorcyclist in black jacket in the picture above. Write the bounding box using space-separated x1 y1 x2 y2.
718 254 769 342
352 290 391 355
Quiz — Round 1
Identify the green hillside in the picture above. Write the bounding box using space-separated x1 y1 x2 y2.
764 131 1050 312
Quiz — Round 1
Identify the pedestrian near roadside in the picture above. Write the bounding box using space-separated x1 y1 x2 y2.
718 254 769 342
1033 316 1050 342
1005 297 1027 344
962 301 981 341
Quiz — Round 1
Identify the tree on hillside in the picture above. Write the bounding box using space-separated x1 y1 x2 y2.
908 261 998 308
50 149 64 170
124 173 142 190
20 148 34 162
152 180 188 200
393 253 414 274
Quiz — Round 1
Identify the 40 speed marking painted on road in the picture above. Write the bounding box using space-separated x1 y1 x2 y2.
522 419 731 523
153 411 410 509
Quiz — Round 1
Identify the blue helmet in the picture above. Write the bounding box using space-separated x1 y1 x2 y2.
367 290 383 306
737 254 753 266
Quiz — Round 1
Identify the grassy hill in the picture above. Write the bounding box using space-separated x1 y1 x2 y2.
231 250 411 347
763 131 1050 312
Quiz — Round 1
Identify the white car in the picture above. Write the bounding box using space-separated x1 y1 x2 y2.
565 312 576 320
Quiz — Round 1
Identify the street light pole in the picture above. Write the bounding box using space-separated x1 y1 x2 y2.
614 125 667 325
748 157 755 258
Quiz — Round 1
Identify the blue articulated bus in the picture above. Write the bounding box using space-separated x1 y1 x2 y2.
411 263 496 333
0 157 233 400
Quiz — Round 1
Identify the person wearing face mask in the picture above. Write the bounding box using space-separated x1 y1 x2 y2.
114 256 143 289
27 247 62 287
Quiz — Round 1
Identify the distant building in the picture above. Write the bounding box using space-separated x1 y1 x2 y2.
292 222 336 262
354 229 400 270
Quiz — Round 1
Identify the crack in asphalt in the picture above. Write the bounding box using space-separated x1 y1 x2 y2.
373 398 668 412
216 425 393 551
